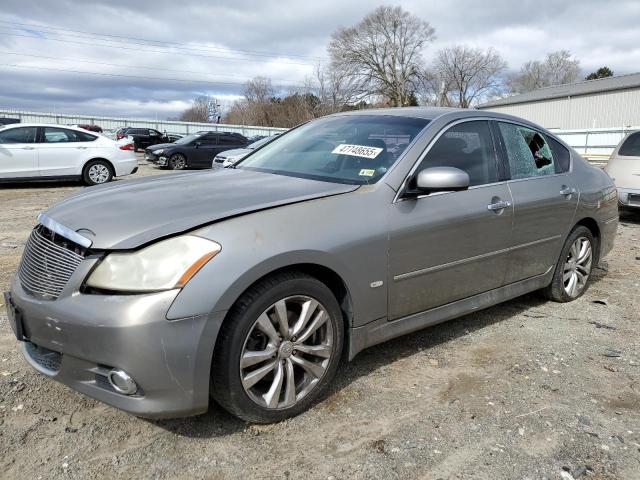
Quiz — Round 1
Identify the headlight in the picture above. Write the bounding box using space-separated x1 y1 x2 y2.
86 235 221 292
153 149 164 155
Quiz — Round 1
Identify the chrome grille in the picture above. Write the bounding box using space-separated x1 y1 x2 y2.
18 226 86 300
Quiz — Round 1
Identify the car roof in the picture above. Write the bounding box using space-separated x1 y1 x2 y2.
0 123 99 132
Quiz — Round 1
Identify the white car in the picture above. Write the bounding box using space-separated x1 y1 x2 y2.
0 123 138 185
606 130 640 212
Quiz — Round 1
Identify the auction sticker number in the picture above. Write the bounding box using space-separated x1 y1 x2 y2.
331 144 383 159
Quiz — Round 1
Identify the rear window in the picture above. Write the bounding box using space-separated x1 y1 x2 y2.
619 132 640 157
546 135 571 173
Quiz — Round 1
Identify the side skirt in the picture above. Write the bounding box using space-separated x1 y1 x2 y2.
348 268 553 360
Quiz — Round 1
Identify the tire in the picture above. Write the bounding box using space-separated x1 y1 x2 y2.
169 153 187 170
133 143 139 153
83 160 114 186
542 226 595 302
211 271 344 423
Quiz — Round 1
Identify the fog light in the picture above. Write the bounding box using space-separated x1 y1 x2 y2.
107 369 137 395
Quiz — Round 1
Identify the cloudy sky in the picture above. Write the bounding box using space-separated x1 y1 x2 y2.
1 0 639 119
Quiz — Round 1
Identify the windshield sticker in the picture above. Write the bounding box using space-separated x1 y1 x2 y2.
332 144 383 159
359 168 375 177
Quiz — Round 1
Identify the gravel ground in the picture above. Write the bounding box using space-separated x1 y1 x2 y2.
0 157 639 480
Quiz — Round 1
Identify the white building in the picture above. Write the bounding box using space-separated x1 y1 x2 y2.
478 73 640 130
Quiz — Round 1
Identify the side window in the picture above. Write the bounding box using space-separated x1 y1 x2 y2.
546 135 570 173
149 129 160 137
42 127 95 143
619 132 640 157
218 135 237 145
0 127 37 144
498 122 555 179
417 121 498 186
199 134 218 146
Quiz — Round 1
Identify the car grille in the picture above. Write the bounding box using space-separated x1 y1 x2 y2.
18 225 87 300
24 342 62 374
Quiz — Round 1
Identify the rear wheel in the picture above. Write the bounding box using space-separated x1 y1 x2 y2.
83 160 113 186
211 272 344 423
543 226 595 302
169 153 187 170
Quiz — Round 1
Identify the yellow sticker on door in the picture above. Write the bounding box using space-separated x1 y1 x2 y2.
359 169 375 177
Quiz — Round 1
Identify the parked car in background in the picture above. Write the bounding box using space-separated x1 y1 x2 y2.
4 108 618 423
213 135 276 167
75 124 103 133
145 131 248 169
606 131 640 212
166 133 183 143
117 127 170 151
0 117 20 126
0 123 137 185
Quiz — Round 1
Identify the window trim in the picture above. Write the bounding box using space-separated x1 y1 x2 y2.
393 117 503 203
492 119 574 182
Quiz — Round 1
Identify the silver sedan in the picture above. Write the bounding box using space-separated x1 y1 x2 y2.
5 107 618 423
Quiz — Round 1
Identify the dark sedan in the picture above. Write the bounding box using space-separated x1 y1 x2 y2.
145 131 248 169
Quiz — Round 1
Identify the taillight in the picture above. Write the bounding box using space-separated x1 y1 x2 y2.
119 143 134 150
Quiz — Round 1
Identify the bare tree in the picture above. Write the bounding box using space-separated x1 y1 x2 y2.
328 5 435 107
508 50 581 93
429 45 506 108
178 96 214 122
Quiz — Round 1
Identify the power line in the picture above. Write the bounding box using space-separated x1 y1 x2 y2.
1 63 310 90
0 19 325 61
0 51 309 86
0 30 314 66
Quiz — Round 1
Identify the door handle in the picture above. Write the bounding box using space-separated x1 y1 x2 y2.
560 186 576 196
76 146 88 150
22 146 35 150
487 200 511 212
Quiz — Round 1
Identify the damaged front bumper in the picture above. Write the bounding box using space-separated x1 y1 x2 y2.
7 275 225 419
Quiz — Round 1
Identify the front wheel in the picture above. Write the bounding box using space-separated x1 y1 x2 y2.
543 226 595 302
83 160 113 186
169 153 187 170
211 272 344 423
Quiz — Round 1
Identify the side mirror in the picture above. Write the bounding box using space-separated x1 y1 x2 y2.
411 166 470 195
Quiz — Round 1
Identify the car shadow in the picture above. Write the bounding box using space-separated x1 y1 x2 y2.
151 286 587 438
0 179 82 189
619 210 640 225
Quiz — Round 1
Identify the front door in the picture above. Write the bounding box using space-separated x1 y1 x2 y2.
388 120 513 320
0 126 39 178
494 121 579 283
193 133 219 167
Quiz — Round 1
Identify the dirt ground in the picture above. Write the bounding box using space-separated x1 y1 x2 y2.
0 157 639 480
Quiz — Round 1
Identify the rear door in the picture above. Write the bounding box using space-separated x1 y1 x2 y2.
388 120 513 319
38 127 97 177
0 126 38 178
494 121 578 283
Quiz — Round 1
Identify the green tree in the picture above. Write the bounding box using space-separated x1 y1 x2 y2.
585 67 613 80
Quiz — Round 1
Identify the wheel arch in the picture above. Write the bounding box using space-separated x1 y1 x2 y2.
212 262 354 358
82 157 115 176
573 216 601 263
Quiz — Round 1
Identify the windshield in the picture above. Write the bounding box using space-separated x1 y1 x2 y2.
236 115 429 184
175 133 204 145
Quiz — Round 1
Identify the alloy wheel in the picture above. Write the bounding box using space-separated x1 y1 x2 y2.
88 164 110 184
170 154 186 169
240 295 334 409
563 236 592 297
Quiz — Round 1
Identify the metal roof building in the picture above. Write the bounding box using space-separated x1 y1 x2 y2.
478 73 640 130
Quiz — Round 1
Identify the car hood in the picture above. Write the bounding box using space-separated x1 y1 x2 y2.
43 169 359 249
145 142 176 152
217 148 251 158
